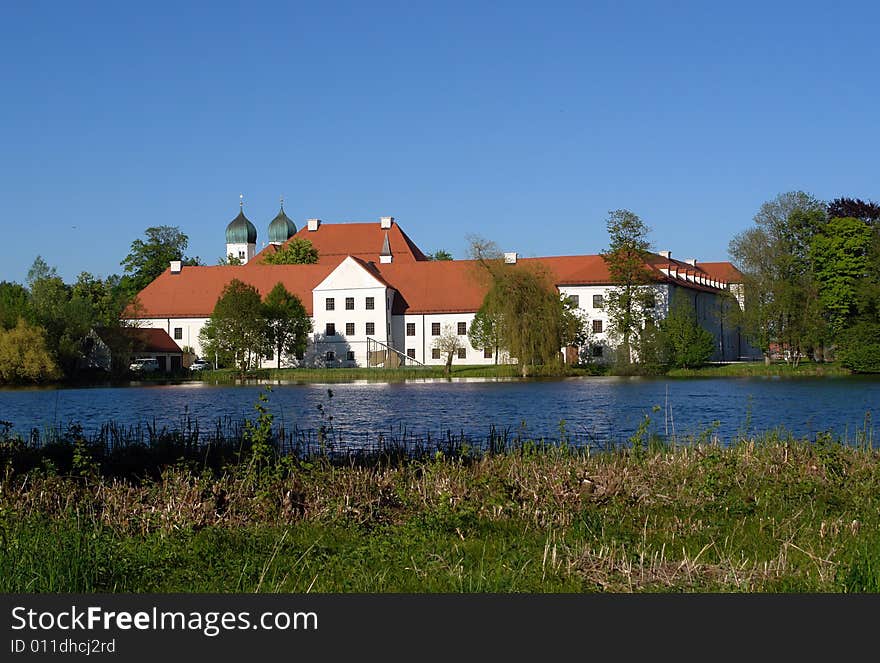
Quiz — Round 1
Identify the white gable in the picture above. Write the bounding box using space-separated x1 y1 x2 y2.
314 256 387 292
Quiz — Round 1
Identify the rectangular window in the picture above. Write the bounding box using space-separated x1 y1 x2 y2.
238 250 245 260
345 297 354 310
366 322 375 336
457 322 467 335
406 323 415 336
568 295 579 308
345 322 355 336
346 350 355 361
593 294 604 308
325 323 336 336
431 322 441 336
406 348 416 359
592 319 603 334
432 348 441 359
484 348 493 359
325 350 335 361
366 297 375 310
591 345 603 358
457 347 466 359
173 327 182 340
644 294 656 309
325 297 335 311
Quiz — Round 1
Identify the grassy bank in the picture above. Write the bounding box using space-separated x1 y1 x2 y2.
179 361 853 384
191 363 608 383
666 361 851 377
2 424 879 592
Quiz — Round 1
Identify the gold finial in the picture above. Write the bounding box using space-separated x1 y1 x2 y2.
280 195 284 210
240 193 244 210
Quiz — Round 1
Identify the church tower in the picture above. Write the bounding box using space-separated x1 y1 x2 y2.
225 196 257 264
268 198 297 245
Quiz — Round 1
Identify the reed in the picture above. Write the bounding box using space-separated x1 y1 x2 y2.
3 414 880 592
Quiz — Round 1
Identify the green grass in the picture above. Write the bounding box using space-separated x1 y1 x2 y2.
3 433 880 593
177 361 854 384
192 363 608 383
666 361 851 377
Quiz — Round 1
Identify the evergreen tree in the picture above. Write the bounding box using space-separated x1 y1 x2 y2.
661 298 716 369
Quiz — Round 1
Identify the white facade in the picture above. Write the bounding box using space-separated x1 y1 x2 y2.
307 257 392 367
132 274 746 368
135 317 209 357
400 312 505 366
226 242 256 265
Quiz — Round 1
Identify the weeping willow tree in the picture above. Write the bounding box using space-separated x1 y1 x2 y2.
469 237 584 376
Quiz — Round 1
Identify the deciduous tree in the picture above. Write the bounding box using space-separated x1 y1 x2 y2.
0 281 30 330
263 282 311 369
467 304 504 364
810 216 874 337
432 324 462 375
729 192 827 364
121 226 201 294
199 279 265 372
827 197 880 225
469 236 583 375
0 319 60 383
601 209 654 365
261 238 319 265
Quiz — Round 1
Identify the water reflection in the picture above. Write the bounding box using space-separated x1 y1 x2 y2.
0 376 877 447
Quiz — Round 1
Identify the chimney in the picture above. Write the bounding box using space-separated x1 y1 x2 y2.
380 216 393 229
659 250 672 260
684 258 697 266
170 260 182 274
504 252 518 264
307 218 321 231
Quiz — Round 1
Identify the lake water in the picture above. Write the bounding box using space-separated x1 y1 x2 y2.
1 376 879 448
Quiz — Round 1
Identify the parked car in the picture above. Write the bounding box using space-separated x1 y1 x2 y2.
129 357 160 373
189 359 213 372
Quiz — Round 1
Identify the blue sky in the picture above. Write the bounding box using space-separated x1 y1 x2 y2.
2 1 878 285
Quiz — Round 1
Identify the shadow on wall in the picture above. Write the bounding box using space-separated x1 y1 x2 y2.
302 332 354 368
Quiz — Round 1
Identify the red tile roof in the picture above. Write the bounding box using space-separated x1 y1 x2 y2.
126 222 743 319
697 261 744 283
255 220 428 264
374 260 490 314
126 328 182 353
127 262 342 318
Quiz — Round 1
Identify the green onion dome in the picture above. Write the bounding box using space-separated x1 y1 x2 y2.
225 209 257 244
268 206 297 243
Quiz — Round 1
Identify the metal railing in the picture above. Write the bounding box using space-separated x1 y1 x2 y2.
366 337 424 367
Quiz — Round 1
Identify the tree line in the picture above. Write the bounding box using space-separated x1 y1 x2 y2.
457 210 720 376
729 192 880 371
0 226 203 383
